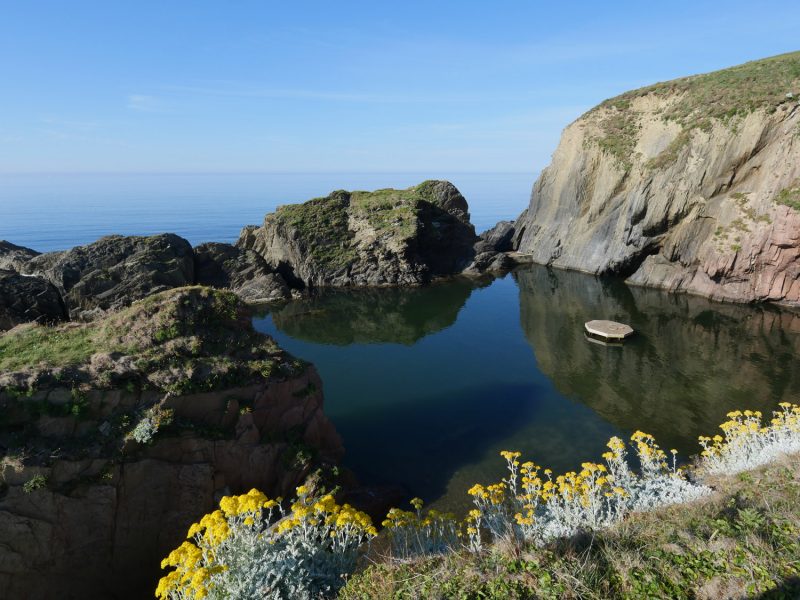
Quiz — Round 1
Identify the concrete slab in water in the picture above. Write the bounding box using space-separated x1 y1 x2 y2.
584 320 634 341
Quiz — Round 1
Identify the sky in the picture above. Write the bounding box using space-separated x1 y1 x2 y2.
1 1 799 174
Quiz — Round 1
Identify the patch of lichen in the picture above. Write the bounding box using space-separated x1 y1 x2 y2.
589 51 800 169
0 286 301 394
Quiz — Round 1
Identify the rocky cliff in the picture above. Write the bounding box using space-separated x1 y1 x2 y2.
0 287 341 599
237 180 478 288
513 51 800 305
0 234 291 330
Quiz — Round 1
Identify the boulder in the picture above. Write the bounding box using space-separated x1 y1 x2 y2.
0 240 39 272
22 234 195 317
0 269 67 330
237 180 478 288
194 242 290 303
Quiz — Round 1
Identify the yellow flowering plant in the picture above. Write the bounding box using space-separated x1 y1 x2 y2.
699 404 800 474
381 497 459 559
156 486 376 600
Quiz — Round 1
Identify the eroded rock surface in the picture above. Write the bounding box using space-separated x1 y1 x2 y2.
513 52 800 305
21 234 195 318
238 180 478 288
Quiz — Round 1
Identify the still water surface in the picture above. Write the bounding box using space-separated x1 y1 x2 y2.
255 266 800 512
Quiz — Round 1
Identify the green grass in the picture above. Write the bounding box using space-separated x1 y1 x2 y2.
590 51 800 169
776 180 800 211
340 456 800 600
0 286 293 394
0 324 98 372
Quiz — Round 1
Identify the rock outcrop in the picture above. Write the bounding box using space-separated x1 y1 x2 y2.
21 234 195 318
0 270 68 331
238 180 478 288
194 242 291 303
0 241 39 272
0 287 342 599
513 51 800 305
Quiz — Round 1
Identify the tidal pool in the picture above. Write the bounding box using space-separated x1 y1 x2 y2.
253 265 800 512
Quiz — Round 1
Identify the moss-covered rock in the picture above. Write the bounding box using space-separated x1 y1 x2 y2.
237 180 478 288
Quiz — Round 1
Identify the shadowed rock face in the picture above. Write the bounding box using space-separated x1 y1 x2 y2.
0 287 342 599
515 265 800 452
513 52 800 305
21 234 195 318
267 278 481 345
0 270 67 331
194 241 290 303
237 180 478 289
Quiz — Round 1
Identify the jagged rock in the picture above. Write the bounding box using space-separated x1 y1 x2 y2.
237 180 477 288
0 287 342 599
0 269 67 330
194 242 290 303
513 52 800 305
475 221 516 254
0 241 39 272
21 234 195 317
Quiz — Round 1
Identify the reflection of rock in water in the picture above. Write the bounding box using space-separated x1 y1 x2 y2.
269 278 485 345
516 266 800 454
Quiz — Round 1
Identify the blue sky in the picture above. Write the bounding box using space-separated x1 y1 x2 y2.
1 1 798 173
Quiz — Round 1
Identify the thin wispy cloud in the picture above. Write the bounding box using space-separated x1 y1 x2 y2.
127 94 163 112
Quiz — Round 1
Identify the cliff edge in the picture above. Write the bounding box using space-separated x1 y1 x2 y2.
513 51 800 305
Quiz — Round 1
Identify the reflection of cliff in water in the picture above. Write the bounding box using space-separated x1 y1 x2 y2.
268 278 484 345
516 266 800 454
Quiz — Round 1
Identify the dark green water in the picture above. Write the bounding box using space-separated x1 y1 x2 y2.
253 265 800 512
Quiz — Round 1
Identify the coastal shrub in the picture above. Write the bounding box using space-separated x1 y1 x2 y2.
156 487 376 600
156 404 800 598
22 473 47 493
382 498 460 558
129 405 174 444
464 434 709 549
699 403 800 475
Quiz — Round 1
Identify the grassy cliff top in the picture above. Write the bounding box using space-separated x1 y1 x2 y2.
586 51 800 168
0 286 300 394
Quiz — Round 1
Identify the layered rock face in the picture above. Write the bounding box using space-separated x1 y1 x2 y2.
513 52 800 305
0 287 341 599
238 180 478 288
194 242 291 303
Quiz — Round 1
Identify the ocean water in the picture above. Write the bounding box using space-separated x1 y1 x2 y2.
0 172 532 252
